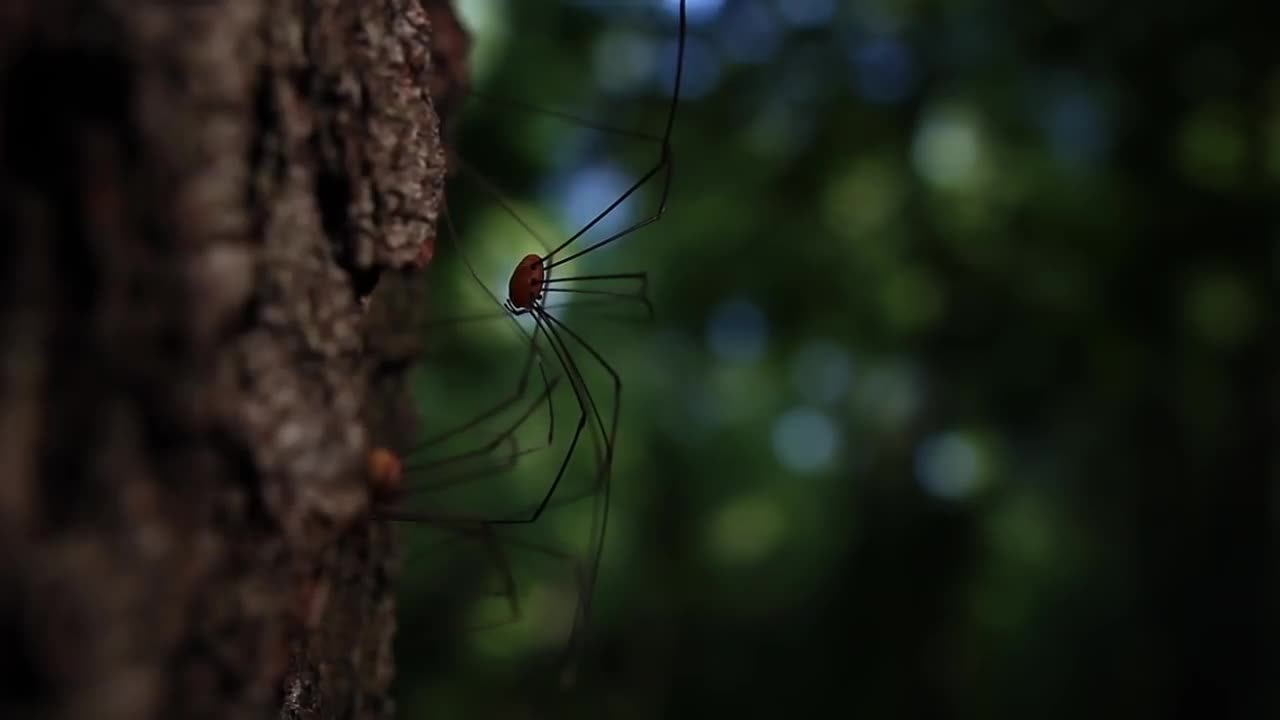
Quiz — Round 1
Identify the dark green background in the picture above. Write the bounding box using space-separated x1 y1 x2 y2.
395 1 1280 717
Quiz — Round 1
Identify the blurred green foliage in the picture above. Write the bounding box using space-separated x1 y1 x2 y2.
395 1 1280 717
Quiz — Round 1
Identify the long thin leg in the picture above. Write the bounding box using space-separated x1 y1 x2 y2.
543 272 649 285
459 127 668 276
455 159 554 255
473 305 613 527
542 1 687 267
543 271 652 318
487 312 596 525
544 155 672 270
392 276 560 513
395 4 688 659
422 292 649 329
405 434 517 476
542 289 653 323
530 311 610 476
414 174 601 527
406 323 550 454
487 533 592 687
426 265 653 329
467 88 667 145
478 307 616 679
390 521 523 632
466 524 523 632
393 522 589 657
399 445 548 499
458 40 679 261
539 310 621 469
419 204 561 460
392 311 596 528
441 198 547 353
535 308 623 648
441 4 688 271
401 378 557 491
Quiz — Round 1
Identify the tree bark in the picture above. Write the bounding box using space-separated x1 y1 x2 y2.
0 1 451 718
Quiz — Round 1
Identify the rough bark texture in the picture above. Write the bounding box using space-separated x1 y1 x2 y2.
0 1 450 718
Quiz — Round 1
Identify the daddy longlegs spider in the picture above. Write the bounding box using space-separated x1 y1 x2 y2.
375 0 688 683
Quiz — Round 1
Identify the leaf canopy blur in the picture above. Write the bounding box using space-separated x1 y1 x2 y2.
397 1 1280 717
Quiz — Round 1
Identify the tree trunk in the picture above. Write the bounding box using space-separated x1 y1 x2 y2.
0 1 452 718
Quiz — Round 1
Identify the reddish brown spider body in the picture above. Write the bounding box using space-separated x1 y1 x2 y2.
507 253 546 310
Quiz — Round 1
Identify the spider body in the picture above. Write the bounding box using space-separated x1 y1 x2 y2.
507 253 546 311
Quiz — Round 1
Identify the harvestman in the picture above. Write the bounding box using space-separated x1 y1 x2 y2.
373 0 689 676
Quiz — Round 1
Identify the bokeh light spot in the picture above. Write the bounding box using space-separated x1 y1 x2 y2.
912 105 987 191
707 298 768 363
746 100 814 161
775 0 835 27
551 162 633 248
855 360 924 432
684 380 726 431
593 30 658 94
455 0 509 82
880 265 946 335
1176 104 1247 190
468 581 577 658
1037 81 1111 170
790 340 854 406
915 431 989 501
850 0 912 34
972 490 1061 634
707 492 787 567
772 406 840 473
823 154 909 260
850 36 917 105
718 0 781 65
1184 271 1259 349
